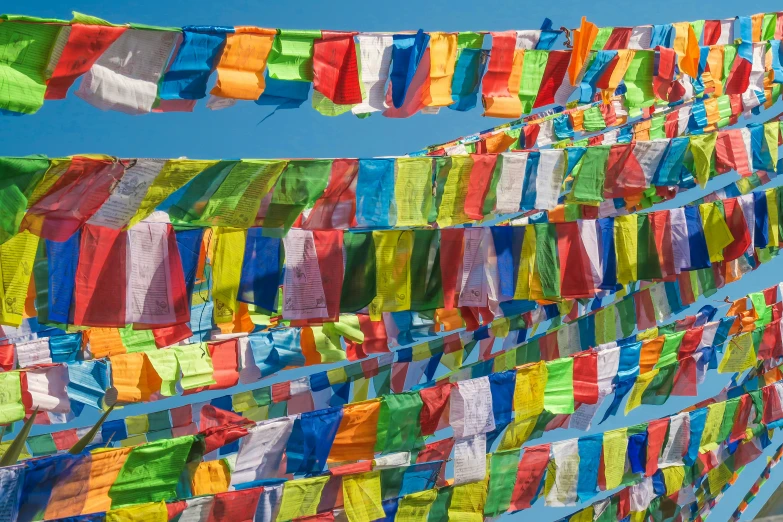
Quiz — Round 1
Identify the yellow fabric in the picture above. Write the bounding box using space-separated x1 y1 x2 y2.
369 230 413 320
343 471 385 522
395 489 438 521
436 156 472 227
570 507 594 522
689 133 718 187
394 157 433 227
513 361 547 419
191 459 231 496
428 32 458 107
602 428 628 490
514 225 543 300
707 47 725 94
447 479 488 522
601 50 635 101
707 462 734 496
699 202 734 263
614 215 638 285
276 475 330 520
0 230 39 326
124 415 149 435
498 416 537 450
144 349 180 396
106 501 168 522
109 353 162 403
625 368 659 414
699 402 726 453
129 160 217 227
353 377 370 402
767 188 780 247
27 159 70 206
211 27 276 100
662 466 685 496
717 332 756 373
484 49 524 118
212 227 247 324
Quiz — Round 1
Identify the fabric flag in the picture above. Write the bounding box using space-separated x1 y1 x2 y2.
546 439 579 506
232 416 294 485
276 476 330 520
266 30 321 82
482 31 516 98
239 230 281 312
329 399 381 463
313 31 362 105
76 28 178 114
427 32 458 107
342 471 385 522
451 377 495 438
352 35 393 115
390 30 430 109
211 27 277 100
159 26 232 100
509 444 550 510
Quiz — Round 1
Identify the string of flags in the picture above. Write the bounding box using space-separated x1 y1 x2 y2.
0 11 782 117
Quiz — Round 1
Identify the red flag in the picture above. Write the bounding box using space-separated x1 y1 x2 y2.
702 21 722 46
603 28 632 50
184 340 239 394
440 229 465 309
419 381 454 435
73 225 127 327
199 404 252 432
671 356 698 396
603 144 646 199
310 230 345 322
651 210 676 281
152 323 193 348
533 50 571 108
730 394 752 443
557 222 593 298
715 130 753 176
345 315 388 359
763 382 783 424
202 424 250 454
722 198 751 261
482 31 517 98
646 418 669 476
724 57 752 95
207 487 264 522
45 25 127 99
0 344 14 371
302 159 358 230
416 438 454 486
573 351 598 404
464 154 497 219
653 47 677 101
634 289 657 331
509 444 550 510
312 31 362 104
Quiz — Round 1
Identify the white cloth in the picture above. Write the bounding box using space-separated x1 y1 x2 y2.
450 376 495 438
495 153 528 214
546 439 579 507
453 433 487 485
352 35 393 115
231 416 295 485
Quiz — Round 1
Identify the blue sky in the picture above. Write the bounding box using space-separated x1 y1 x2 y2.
8 0 783 519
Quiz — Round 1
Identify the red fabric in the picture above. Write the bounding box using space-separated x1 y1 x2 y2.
303 159 359 230
21 157 125 242
533 50 571 108
539 331 559 361
603 144 646 199
509 444 550 510
557 222 593 298
202 424 250 454
764 286 778 305
73 225 127 327
198 405 252 432
734 438 763 468
522 125 540 149
595 54 620 90
671 356 697 396
758 321 780 361
167 500 188 520
272 381 292 403
464 154 498 219
617 489 631 520
440 229 465 309
152 323 193 348
702 20 722 46
651 210 676 281
171 405 193 427
207 487 264 522
360 357 379 378
206 340 240 391
598 452 606 491
763 383 783 424
678 272 696 305
312 230 345 321
715 130 753 176
51 429 79 451
482 31 518 97
646 418 669 476
419 381 454 435
329 461 374 476
416 438 454 463
45 25 127 99
678 326 703 360
725 57 752 95
296 513 335 522
312 31 362 104
390 361 408 393
722 198 751 261
603 27 632 50
345 315 388 357
0 344 14 371
634 289 656 331
653 46 677 101
573 351 598 404
664 110 680 138
730 395 752 443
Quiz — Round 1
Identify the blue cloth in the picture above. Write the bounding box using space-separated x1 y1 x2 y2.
520 152 541 211
684 206 710 269
598 218 617 289
248 329 305 375
67 360 109 409
650 24 674 48
627 432 648 473
309 371 329 392
737 40 755 64
329 382 350 407
239 230 281 312
355 159 395 227
101 419 128 444
491 226 521 298
617 341 642 381
489 371 515 427
390 30 430 108
399 461 441 496
578 315 595 350
664 281 685 315
652 470 667 495
771 41 783 83
738 17 753 45
46 232 80 324
175 228 204 307
577 434 602 501
159 26 233 100
601 377 635 422
750 123 776 171
380 498 400 521
580 51 618 103
286 407 343 475
553 114 574 140
18 453 85 522
685 408 708 465
256 75 311 109
653 137 689 185
424 352 443 382
449 48 486 111
754 190 769 248
566 147 587 176
49 333 81 363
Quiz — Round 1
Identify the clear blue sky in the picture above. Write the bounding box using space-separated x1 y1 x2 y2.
8 0 783 520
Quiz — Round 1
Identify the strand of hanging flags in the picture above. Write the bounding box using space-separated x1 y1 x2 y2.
0 11 780 117
2 111 780 266
8 354 783 522
728 443 783 520
3 183 781 428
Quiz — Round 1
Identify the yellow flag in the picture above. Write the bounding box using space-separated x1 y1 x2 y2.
766 188 780 247
603 428 628 490
106 501 168 522
699 202 734 262
428 33 458 107
699 401 727 453
369 230 413 319
0 230 39 326
436 156 472 227
276 475 330 520
614 215 638 285
342 471 385 522
717 332 756 374
396 489 438 521
514 361 548 419
212 227 247 324
514 226 537 300
625 368 659 414
448 479 488 522
662 466 685 496
394 158 433 226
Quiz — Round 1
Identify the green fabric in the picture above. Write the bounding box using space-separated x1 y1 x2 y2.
595 305 616 345
749 291 772 327
27 434 57 456
118 325 157 353
568 146 609 205
172 344 216 389
649 114 666 140
516 339 541 365
253 387 272 407
427 486 453 522
373 365 392 397
689 133 718 187
457 32 483 49
690 20 706 41
723 45 737 81
340 232 376 312
263 160 332 234
534 223 560 299
591 27 613 50
582 106 607 132
595 495 618 522
0 19 63 113
481 157 505 215
616 297 636 338
763 13 777 40
641 363 677 406
0 372 23 424
484 449 520 516
543 357 574 414
624 51 654 109
749 389 763 423
637 214 662 281
410 230 444 311
268 401 288 418
266 30 321 82
656 331 685 369
717 397 740 445
518 50 549 114
109 436 196 507
0 156 49 243
145 349 180 397
376 392 423 453
380 466 405 500
696 267 717 298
